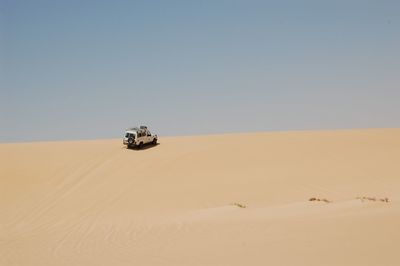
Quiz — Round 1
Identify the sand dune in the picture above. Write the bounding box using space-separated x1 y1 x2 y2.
1 129 400 265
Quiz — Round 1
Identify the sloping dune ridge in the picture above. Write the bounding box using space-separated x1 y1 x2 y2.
1 129 400 266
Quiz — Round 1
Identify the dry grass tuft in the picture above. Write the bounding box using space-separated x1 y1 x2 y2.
357 196 389 203
309 197 331 203
232 203 247 208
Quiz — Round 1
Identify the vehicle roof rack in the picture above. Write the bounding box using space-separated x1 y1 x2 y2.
127 126 148 132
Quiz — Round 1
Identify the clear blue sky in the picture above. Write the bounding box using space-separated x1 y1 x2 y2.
1 0 399 142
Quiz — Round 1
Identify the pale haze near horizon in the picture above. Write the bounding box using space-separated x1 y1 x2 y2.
1 0 399 142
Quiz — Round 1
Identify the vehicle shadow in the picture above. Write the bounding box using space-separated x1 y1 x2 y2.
125 143 160 151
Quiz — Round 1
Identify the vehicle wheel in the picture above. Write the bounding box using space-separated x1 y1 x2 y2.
152 138 157 145
128 137 134 145
138 142 143 149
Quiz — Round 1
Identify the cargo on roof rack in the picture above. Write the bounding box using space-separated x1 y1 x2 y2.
126 126 148 132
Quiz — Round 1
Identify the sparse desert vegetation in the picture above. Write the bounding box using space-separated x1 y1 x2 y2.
231 202 247 208
356 196 390 203
309 197 331 203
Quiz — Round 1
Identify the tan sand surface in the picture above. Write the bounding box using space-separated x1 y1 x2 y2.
1 129 400 265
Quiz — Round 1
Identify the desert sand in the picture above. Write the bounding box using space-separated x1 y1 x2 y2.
1 128 400 266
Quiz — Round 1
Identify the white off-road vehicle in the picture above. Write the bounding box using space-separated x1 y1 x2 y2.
123 126 158 149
